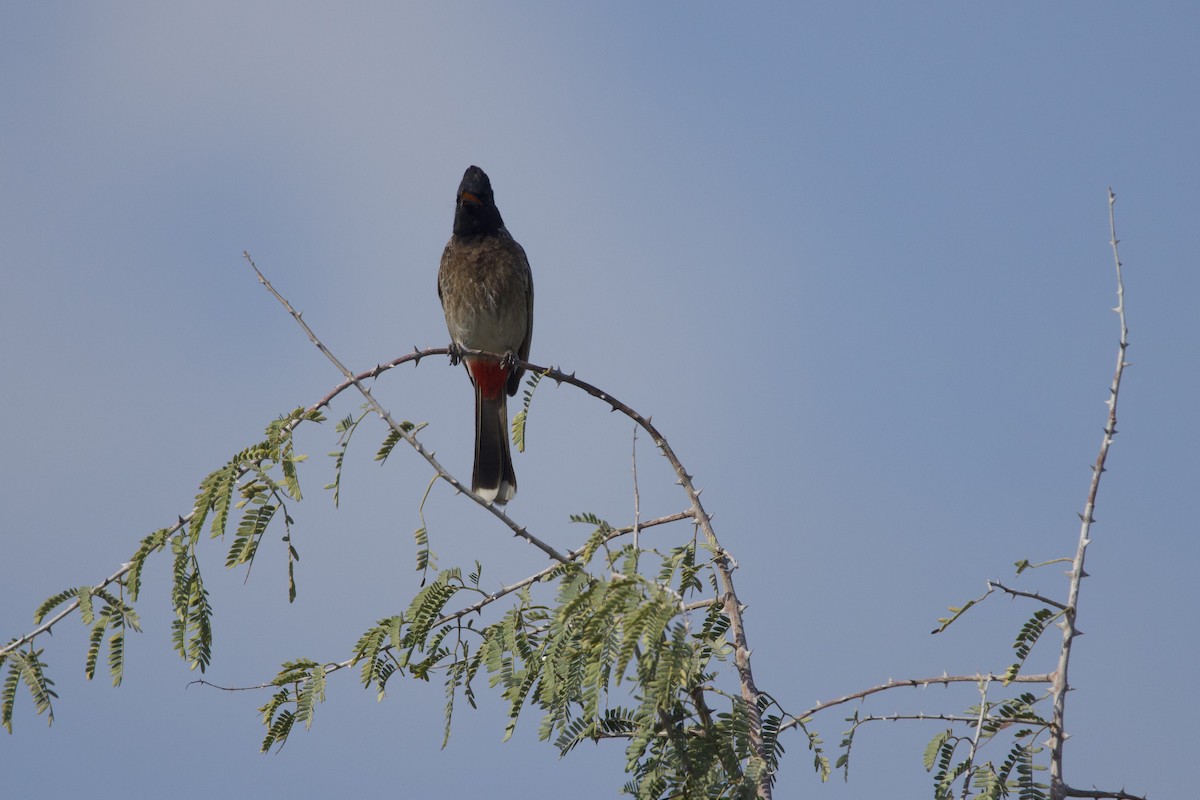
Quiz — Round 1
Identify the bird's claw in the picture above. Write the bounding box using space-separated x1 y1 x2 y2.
448 342 464 366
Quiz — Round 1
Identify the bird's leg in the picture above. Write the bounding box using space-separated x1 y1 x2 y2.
500 349 518 372
448 342 464 366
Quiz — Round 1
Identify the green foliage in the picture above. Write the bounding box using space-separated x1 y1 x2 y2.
9 405 323 719
413 474 440 582
373 418 419 465
1004 608 1060 684
126 527 171 602
152 407 322 675
82 588 141 686
170 546 213 672
932 597 979 635
914 691 1051 800
511 368 547 453
1 646 57 733
249 505 778 798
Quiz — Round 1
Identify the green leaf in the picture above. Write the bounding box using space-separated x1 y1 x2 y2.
374 421 418 464
932 599 977 634
125 527 171 601
33 587 81 625
512 369 547 453
924 729 951 772
4 648 57 731
296 665 326 730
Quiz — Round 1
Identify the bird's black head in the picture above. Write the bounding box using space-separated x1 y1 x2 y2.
453 165 505 238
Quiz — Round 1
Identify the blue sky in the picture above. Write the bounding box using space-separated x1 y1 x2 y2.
2 4 1197 797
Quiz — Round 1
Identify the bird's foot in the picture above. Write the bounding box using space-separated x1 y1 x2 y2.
448 342 464 366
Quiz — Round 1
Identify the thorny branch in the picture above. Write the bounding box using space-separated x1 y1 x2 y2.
1048 189 1134 800
779 672 1054 733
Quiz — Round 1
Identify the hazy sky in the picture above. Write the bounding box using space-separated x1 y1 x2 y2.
3 4 1197 798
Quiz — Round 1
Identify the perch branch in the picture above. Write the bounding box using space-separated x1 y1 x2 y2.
245 253 569 565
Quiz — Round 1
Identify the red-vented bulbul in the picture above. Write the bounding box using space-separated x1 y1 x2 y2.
438 166 534 505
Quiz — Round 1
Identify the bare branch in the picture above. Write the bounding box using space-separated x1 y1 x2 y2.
1048 189 1131 799
1061 787 1147 800
851 713 982 725
780 672 1054 733
989 580 1068 611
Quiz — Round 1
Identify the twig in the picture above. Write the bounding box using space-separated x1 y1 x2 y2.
631 426 641 559
851 713 982 725
1048 189 1131 800
780 672 1054 732
1062 788 1146 800
961 678 992 800
988 580 1067 611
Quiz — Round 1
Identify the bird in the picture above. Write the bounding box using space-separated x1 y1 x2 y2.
437 166 534 505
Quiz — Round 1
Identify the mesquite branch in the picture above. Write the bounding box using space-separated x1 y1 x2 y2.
1048 189 1133 800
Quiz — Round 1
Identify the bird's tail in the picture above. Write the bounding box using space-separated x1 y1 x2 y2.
469 359 516 504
